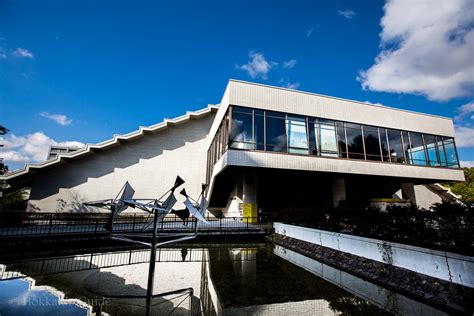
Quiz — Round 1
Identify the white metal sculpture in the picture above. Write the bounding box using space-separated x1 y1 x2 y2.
83 176 209 315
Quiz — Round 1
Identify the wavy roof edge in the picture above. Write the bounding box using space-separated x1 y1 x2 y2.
1 104 219 180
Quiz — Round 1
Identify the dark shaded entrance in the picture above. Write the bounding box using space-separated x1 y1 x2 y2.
209 166 431 216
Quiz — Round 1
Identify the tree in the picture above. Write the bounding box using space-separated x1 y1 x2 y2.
0 125 9 175
444 168 474 204
0 125 10 197
0 158 7 175
0 125 9 135
0 189 28 211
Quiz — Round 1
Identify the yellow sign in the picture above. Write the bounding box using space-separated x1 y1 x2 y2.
242 203 258 223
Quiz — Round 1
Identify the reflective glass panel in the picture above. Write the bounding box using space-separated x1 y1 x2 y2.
387 129 405 163
336 122 347 158
423 134 440 167
346 123 365 159
379 128 390 162
317 119 338 157
407 132 427 166
266 112 287 152
443 138 459 168
364 126 381 161
254 112 265 151
230 109 253 149
287 115 308 155
438 138 448 167
402 131 411 164
308 119 318 155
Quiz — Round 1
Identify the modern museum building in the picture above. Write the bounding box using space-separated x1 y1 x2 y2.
1 80 465 216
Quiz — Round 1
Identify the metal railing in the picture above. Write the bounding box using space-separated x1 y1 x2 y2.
0 212 273 237
0 247 262 281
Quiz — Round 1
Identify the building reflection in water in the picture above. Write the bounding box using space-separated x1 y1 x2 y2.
0 244 447 316
201 245 446 316
229 248 257 288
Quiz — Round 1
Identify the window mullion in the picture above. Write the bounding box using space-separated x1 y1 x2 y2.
377 128 383 161
361 126 367 160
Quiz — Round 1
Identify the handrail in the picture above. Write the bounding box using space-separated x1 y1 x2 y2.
0 212 274 237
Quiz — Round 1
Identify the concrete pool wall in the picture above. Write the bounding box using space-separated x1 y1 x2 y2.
274 222 474 288
273 244 447 316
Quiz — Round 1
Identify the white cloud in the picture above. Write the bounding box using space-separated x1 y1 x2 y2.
358 0 474 101
0 47 7 59
279 78 300 90
460 160 474 168
283 81 300 89
40 112 72 126
454 125 474 147
338 10 356 19
363 100 383 106
454 101 474 122
0 132 84 163
13 47 34 58
236 51 277 80
1 151 29 163
306 27 314 38
283 59 297 69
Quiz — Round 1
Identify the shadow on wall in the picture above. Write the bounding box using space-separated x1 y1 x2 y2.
29 115 214 202
49 190 96 213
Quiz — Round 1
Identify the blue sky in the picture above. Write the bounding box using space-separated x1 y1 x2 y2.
1 0 473 170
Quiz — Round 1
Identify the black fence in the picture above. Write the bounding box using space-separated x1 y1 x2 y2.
0 212 273 237
0 246 262 281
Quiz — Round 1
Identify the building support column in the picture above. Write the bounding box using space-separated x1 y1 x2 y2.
222 172 257 219
332 177 346 208
401 182 417 206
242 172 258 221
242 173 257 205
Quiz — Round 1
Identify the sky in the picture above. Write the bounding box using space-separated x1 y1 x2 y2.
1 0 473 171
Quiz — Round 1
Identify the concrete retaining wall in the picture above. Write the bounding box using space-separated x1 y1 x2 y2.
274 245 447 316
274 223 474 288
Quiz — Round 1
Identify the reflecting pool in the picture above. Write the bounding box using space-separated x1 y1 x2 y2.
0 242 448 315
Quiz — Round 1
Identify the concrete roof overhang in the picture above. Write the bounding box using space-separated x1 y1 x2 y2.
206 149 465 206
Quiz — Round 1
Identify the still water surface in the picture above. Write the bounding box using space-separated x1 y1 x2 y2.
0 242 446 315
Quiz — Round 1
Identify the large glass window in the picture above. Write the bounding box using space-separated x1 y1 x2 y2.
379 128 390 162
266 111 287 152
423 134 440 167
216 105 460 170
287 115 308 155
443 138 459 168
317 119 338 157
346 123 365 159
407 132 427 166
363 126 381 161
336 122 347 158
230 106 253 149
387 129 405 163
